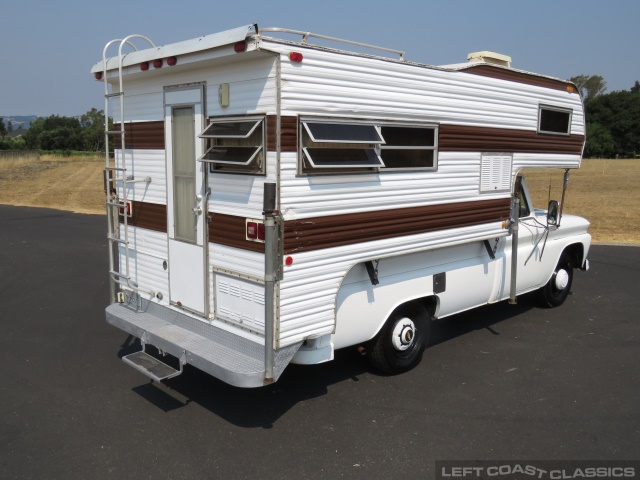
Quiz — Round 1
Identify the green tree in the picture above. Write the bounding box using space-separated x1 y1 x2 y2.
570 74 607 103
586 82 640 157
79 107 110 151
584 123 615 158
0 118 6 138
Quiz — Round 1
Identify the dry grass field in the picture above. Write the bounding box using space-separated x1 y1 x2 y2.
0 153 105 215
0 154 638 244
526 159 640 244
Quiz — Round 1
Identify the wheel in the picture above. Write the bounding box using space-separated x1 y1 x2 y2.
537 253 574 308
369 302 430 375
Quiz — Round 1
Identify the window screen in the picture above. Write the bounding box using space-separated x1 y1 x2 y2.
538 106 572 135
300 120 385 173
199 117 264 174
299 119 440 174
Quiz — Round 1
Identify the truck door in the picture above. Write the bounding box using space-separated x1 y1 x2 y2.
514 175 549 292
164 86 207 315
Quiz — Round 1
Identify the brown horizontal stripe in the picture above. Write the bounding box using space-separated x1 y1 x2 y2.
283 198 511 254
460 65 577 92
267 115 297 152
439 124 584 155
208 213 265 253
116 198 511 255
113 121 165 149
118 200 167 233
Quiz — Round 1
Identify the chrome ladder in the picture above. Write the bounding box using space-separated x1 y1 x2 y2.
101 35 156 303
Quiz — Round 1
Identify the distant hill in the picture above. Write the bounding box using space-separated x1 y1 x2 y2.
1 115 38 129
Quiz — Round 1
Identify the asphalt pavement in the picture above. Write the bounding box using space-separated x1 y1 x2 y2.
0 205 638 480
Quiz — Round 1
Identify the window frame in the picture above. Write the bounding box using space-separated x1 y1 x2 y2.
537 105 573 136
379 124 438 171
198 115 266 175
298 117 439 175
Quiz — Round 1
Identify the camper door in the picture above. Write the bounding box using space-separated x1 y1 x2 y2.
164 87 207 315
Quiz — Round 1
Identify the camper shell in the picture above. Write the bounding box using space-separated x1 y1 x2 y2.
92 24 591 387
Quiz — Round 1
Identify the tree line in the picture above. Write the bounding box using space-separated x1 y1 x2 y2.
570 75 640 158
0 108 111 153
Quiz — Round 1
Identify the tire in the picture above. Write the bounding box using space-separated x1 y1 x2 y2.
537 253 574 308
369 302 430 375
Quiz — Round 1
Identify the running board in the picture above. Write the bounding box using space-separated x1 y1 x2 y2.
106 295 302 388
122 350 183 382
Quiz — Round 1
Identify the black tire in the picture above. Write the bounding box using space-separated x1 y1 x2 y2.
537 253 574 308
369 302 430 375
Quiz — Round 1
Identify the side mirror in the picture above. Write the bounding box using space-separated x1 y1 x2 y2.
547 200 559 226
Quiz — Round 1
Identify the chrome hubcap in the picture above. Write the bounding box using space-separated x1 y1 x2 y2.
555 269 569 290
392 317 416 351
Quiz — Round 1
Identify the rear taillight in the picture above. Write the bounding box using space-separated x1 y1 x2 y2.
246 219 265 243
246 221 258 240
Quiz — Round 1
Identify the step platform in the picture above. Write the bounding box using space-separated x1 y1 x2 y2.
106 295 302 388
122 351 182 382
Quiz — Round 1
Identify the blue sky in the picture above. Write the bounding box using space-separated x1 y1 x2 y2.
1 0 639 117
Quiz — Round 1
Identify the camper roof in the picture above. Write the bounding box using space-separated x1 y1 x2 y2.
91 24 576 90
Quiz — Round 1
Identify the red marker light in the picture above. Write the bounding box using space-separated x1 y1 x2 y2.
258 223 266 241
140 62 150 71
153 59 163 69
167 56 177 66
285 256 294 266
289 52 303 63
246 221 258 240
94 72 103 80
234 41 247 53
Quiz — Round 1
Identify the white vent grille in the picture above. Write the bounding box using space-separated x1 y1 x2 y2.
480 153 512 193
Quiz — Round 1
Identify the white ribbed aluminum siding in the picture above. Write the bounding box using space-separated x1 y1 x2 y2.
118 225 169 303
115 149 166 205
272 43 584 133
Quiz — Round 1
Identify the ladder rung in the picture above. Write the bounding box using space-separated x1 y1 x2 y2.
109 270 130 280
105 92 124 98
108 236 128 244
106 201 129 207
106 130 125 135
105 166 126 171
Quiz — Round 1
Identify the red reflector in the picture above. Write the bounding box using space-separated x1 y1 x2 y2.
285 256 294 266
289 52 303 63
153 59 163 69
167 56 177 66
257 223 266 241
247 221 258 239
94 72 103 80
234 41 247 53
140 62 149 71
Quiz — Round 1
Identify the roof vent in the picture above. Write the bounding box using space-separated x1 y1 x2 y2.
467 51 512 68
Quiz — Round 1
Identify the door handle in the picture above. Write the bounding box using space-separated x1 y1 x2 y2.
193 194 203 215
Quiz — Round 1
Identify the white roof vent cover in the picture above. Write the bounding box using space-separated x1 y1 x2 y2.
467 51 512 68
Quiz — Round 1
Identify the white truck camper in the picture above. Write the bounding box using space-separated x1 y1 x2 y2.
92 24 591 388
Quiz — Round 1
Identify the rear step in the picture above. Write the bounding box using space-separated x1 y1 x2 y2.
106 294 302 388
122 350 183 382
